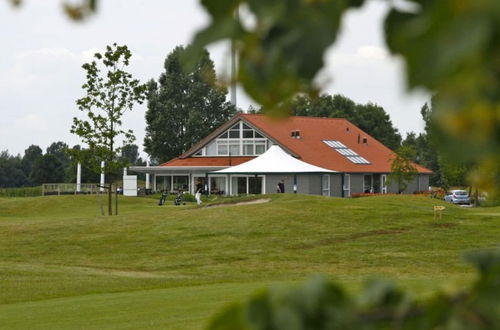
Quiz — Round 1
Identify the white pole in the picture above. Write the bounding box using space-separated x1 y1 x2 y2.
76 162 81 193
100 161 105 192
230 7 239 107
145 160 150 190
123 167 127 176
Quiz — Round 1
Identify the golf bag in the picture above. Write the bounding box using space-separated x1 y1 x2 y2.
174 191 185 206
158 191 168 206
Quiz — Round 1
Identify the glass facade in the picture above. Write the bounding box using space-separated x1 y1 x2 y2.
209 176 226 195
202 121 270 156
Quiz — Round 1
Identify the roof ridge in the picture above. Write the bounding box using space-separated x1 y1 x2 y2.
241 113 349 121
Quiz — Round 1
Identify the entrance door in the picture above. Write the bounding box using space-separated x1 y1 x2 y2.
237 177 247 194
363 174 373 193
248 176 263 194
373 174 381 193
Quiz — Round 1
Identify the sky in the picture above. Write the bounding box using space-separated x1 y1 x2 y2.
0 0 430 158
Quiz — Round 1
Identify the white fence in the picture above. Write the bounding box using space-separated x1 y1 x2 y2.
42 183 101 196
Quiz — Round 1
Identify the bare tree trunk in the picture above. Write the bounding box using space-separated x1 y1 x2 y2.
115 182 118 216
108 183 112 216
97 191 104 216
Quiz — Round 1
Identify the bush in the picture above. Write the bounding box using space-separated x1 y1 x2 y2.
351 193 397 198
0 186 42 197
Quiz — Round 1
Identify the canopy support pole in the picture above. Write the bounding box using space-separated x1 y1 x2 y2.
254 174 258 195
205 173 209 196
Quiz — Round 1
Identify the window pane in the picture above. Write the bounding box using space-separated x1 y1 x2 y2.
173 176 189 192
255 143 265 154
229 144 240 155
217 142 228 155
243 130 254 138
219 132 228 138
255 132 264 138
248 177 262 194
229 141 240 155
210 177 226 195
229 130 240 138
243 143 253 155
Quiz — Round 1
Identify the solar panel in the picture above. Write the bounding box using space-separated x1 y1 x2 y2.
347 156 370 164
323 140 371 165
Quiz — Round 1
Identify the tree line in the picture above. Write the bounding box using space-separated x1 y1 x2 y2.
0 143 145 188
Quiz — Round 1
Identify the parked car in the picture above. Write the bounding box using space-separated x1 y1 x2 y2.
444 190 470 205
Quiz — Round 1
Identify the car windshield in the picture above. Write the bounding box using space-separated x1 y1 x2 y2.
454 191 468 196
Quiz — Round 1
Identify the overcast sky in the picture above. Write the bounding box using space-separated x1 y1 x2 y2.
0 0 429 157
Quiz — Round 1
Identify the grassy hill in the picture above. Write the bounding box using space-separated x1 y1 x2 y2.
0 194 498 329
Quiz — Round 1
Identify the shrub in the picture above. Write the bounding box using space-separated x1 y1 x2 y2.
0 186 42 197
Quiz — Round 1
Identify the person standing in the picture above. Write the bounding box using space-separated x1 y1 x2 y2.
195 179 203 205
277 180 285 193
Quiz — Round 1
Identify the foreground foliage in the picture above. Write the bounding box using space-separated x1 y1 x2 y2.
209 249 500 330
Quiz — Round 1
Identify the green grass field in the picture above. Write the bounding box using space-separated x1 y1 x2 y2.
0 194 499 329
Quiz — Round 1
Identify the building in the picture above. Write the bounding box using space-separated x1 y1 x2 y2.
130 113 432 196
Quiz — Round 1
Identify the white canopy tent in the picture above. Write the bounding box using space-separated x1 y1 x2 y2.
209 145 335 195
212 145 335 174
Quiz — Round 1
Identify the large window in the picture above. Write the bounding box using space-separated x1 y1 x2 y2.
209 176 226 195
204 122 270 156
322 175 330 196
173 176 189 192
230 175 264 195
343 174 351 197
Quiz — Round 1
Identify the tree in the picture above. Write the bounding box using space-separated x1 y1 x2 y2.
21 145 42 185
65 145 100 184
30 154 65 184
71 43 148 215
386 145 418 194
120 144 144 166
144 46 236 163
0 151 27 188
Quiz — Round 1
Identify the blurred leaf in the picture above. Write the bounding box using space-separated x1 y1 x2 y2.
385 0 500 195
207 303 250 330
193 0 367 116
208 248 500 329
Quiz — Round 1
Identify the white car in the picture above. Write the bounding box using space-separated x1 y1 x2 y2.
444 190 470 205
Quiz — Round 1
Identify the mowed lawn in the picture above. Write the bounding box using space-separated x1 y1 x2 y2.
0 194 499 329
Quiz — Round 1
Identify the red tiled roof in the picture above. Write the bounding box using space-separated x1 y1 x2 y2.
160 156 254 167
161 113 432 174
240 114 432 174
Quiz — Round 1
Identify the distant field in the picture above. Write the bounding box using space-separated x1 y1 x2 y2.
0 194 499 329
